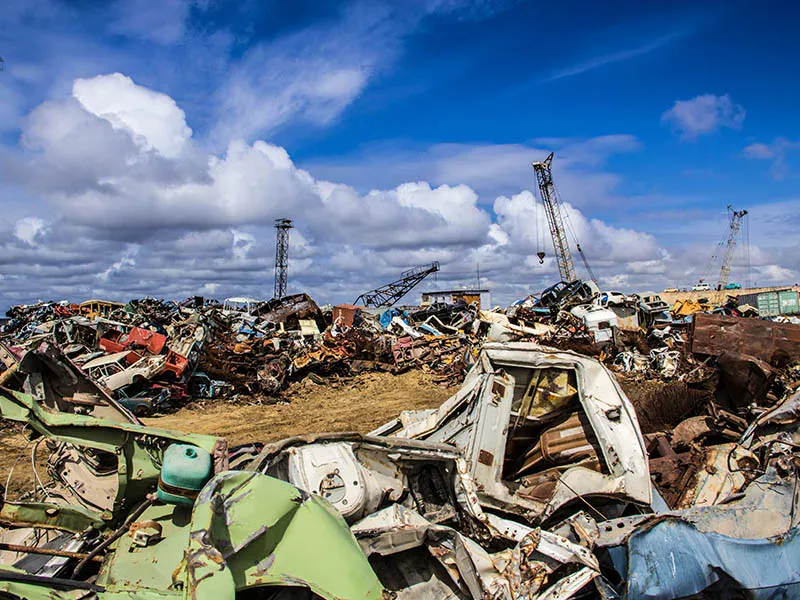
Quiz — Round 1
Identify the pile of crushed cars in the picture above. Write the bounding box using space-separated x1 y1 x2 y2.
2 324 800 598
0 294 486 413
2 297 212 416
2 280 797 414
496 278 800 382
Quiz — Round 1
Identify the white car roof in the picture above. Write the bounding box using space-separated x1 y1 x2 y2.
83 350 133 369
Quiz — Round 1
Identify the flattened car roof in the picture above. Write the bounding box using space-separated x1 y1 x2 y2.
82 350 134 369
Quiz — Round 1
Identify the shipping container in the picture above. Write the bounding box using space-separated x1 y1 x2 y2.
755 289 800 317
757 292 781 317
779 290 800 315
736 292 760 308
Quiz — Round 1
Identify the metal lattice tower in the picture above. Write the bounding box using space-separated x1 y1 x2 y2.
532 153 577 282
273 218 293 299
355 262 440 307
716 206 748 302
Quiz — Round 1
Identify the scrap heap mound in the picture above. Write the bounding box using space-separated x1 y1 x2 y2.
2 281 800 598
0 294 484 413
2 282 799 416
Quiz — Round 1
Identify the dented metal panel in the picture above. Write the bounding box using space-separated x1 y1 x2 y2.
625 520 800 599
377 343 651 522
127 471 385 599
0 389 386 599
691 313 800 362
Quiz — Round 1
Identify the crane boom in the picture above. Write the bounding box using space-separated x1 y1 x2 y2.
355 262 440 307
532 153 577 282
716 206 748 302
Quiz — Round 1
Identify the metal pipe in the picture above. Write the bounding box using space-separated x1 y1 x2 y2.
0 541 102 562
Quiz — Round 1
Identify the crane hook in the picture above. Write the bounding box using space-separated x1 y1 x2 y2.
536 251 546 264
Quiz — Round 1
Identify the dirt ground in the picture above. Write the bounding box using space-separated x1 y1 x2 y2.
0 371 455 498
143 370 455 443
0 423 50 500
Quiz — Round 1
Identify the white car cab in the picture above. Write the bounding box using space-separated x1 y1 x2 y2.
222 297 259 316
83 351 166 391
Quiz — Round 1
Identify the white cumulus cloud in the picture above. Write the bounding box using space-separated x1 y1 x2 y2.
4 71 744 308
73 73 192 158
661 94 745 139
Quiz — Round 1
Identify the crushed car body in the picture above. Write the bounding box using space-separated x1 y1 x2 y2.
3 328 800 599
372 343 652 524
0 384 384 599
248 432 603 599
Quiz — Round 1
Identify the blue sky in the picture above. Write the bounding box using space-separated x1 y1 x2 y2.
1 0 799 309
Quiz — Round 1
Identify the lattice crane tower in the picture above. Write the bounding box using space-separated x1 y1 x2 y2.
273 218 293 299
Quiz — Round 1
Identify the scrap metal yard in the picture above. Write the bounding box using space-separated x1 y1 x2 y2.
1 132 799 600
2 276 800 599
5 1 800 597
0 153 799 600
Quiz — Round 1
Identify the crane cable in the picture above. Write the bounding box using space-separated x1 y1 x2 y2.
533 185 541 255
553 180 582 248
699 209 730 284
744 214 752 288
553 179 598 281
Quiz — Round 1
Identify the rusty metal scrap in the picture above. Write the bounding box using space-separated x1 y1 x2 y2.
3 301 800 599
0 278 795 414
691 312 800 363
0 291 486 408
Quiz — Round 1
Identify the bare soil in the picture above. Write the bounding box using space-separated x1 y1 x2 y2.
0 423 49 500
144 370 455 443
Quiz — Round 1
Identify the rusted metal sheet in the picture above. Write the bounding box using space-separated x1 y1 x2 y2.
691 313 800 362
333 304 362 328
254 292 323 324
292 343 352 370
715 351 775 408
391 334 468 373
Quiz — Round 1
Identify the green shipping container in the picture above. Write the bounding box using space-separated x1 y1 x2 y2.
778 290 800 315
757 290 799 316
757 292 781 316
